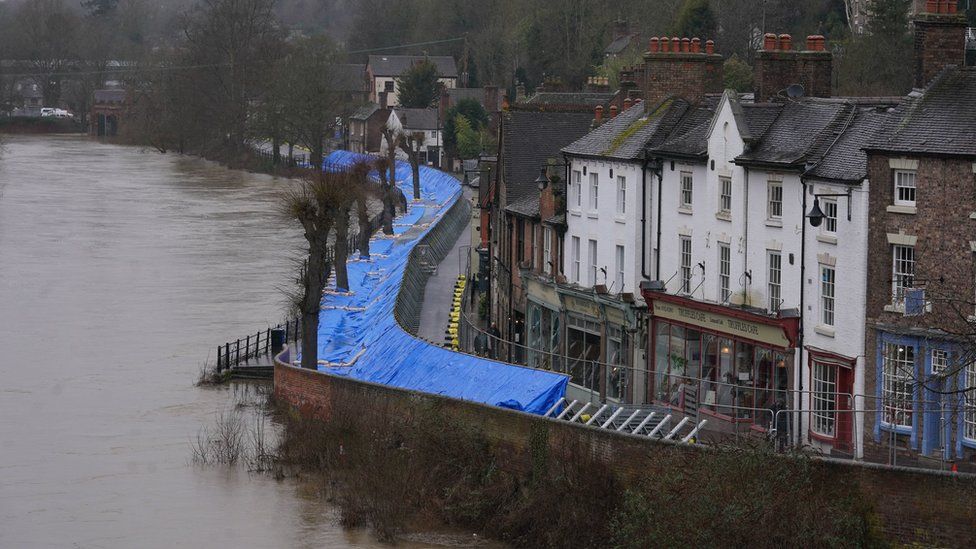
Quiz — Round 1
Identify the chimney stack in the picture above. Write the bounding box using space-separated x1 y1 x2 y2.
639 35 723 108
438 86 451 126
379 91 389 110
483 85 499 113
754 33 833 102
913 1 967 88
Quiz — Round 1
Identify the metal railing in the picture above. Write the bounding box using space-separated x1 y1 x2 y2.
216 317 301 373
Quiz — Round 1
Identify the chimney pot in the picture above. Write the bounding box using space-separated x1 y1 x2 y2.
779 34 792 51
649 37 659 53
660 37 670 52
609 104 619 118
681 37 690 52
763 33 778 51
806 34 826 51
671 36 680 49
926 0 938 12
595 105 603 124
623 97 632 111
691 37 701 53
705 40 715 54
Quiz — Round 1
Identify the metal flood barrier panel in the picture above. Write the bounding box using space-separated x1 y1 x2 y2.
299 151 568 415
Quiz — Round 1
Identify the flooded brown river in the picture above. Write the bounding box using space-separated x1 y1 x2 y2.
0 135 469 548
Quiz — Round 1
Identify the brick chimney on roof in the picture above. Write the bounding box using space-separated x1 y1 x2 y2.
913 1 967 88
640 35 723 108
754 34 832 102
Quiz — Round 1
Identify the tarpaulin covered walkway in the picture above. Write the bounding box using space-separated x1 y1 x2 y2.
297 151 567 415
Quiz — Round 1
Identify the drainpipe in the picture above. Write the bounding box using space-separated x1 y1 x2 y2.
742 166 750 307
654 160 664 280
798 177 808 448
641 157 650 279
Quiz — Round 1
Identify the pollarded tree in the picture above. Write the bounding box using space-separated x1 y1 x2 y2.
395 58 440 108
398 130 425 200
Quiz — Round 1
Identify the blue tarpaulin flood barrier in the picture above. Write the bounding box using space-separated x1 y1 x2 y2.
296 151 567 415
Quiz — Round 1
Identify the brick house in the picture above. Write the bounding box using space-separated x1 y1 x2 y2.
863 3 976 462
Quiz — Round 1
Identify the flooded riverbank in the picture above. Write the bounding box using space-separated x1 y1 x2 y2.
0 135 479 548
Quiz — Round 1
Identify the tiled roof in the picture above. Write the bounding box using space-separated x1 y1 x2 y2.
650 105 717 159
605 34 638 55
805 107 890 183
349 103 380 120
367 55 458 78
394 107 439 130
735 100 851 167
522 92 614 108
866 66 976 157
501 110 594 206
562 99 690 161
741 104 781 140
504 193 540 218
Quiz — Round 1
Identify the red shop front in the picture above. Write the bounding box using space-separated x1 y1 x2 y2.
643 290 800 429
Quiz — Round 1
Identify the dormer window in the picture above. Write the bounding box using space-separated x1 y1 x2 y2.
894 170 916 207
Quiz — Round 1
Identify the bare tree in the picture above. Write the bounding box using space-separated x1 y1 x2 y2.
398 131 425 201
13 0 79 106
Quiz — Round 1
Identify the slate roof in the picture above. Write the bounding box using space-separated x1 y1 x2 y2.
805 108 890 183
504 193 541 218
349 103 380 120
562 99 690 161
741 104 781 140
394 107 439 130
735 99 852 168
367 55 458 78
651 105 717 159
605 34 638 55
522 92 614 108
501 110 594 206
866 66 976 157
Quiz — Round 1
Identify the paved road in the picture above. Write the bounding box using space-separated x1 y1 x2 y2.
416 185 478 345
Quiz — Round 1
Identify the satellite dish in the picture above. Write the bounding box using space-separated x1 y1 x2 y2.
787 84 806 99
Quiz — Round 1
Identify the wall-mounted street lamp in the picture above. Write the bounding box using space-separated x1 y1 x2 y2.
805 188 852 227
534 162 571 191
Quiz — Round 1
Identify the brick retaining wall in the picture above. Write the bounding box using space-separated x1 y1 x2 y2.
275 359 976 546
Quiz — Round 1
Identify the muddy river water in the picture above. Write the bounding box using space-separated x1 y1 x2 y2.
0 135 470 548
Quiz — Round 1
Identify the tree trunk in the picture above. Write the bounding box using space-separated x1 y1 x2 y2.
312 134 324 171
334 208 350 291
357 200 371 258
272 129 281 166
411 154 421 200
300 242 329 370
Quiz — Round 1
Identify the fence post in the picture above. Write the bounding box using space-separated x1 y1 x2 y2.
236 339 241 365
245 335 251 361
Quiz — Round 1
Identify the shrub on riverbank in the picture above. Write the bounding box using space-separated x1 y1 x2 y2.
270 390 883 548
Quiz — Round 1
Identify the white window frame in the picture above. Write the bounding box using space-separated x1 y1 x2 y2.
811 361 837 438
892 245 915 305
588 239 598 286
718 243 731 303
820 265 835 327
529 224 537 270
615 245 625 292
822 199 838 235
589 172 599 211
882 342 914 429
719 176 732 214
965 362 976 441
572 170 582 210
543 227 552 275
767 251 782 313
616 175 626 216
767 180 783 220
680 172 693 209
894 169 916 207
571 236 580 283
680 236 692 294
931 349 949 375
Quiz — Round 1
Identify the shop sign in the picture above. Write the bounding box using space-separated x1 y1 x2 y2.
525 279 562 311
563 295 602 319
604 306 626 327
653 300 791 348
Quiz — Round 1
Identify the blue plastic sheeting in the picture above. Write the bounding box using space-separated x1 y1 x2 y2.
300 151 568 415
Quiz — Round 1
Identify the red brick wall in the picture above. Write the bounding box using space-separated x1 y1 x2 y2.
275 361 976 546
754 50 832 102
641 53 723 107
913 13 968 89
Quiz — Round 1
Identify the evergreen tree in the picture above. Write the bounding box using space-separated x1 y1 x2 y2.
672 0 717 38
453 115 480 160
723 55 753 93
395 59 440 108
442 98 488 160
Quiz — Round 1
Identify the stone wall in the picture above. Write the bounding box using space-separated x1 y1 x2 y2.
275 358 976 546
